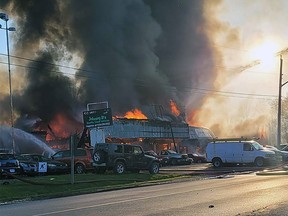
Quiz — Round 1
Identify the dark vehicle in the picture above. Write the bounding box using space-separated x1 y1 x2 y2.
159 150 193 165
145 150 169 166
92 143 160 174
52 148 94 174
20 154 68 174
15 155 38 176
188 153 207 163
0 153 21 178
263 145 288 162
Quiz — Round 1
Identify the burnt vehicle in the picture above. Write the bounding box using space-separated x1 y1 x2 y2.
20 154 68 174
0 153 21 178
159 150 193 165
92 143 160 174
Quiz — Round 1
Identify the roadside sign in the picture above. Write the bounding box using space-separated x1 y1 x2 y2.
83 108 113 128
38 162 47 173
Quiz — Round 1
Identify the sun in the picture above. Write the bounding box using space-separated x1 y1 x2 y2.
248 40 279 70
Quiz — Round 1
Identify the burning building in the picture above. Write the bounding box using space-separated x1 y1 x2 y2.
90 118 215 154
85 104 215 154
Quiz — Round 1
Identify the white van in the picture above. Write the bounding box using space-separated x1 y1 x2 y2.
206 140 277 167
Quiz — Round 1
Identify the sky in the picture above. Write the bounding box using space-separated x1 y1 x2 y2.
192 0 288 141
1 0 288 144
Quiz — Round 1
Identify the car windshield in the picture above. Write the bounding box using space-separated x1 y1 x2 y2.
252 142 264 150
167 150 177 154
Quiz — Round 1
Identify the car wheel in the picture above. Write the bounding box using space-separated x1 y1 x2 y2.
254 157 264 167
93 151 105 164
75 163 85 174
212 158 222 168
114 161 126 174
149 162 160 174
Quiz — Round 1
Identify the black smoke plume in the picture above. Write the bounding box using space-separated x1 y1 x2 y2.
0 0 217 127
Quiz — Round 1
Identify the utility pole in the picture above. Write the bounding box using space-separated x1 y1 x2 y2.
277 56 283 149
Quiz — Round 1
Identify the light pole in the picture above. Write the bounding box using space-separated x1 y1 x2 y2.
0 13 16 153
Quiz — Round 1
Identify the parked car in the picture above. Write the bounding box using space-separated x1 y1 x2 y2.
158 150 193 165
15 155 38 176
0 153 21 178
20 154 68 174
188 153 207 163
145 150 169 166
92 143 160 174
51 148 94 174
263 145 288 162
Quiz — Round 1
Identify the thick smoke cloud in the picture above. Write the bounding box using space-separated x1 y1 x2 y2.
0 0 217 128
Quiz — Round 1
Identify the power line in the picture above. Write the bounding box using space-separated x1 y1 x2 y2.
0 54 279 100
0 53 96 75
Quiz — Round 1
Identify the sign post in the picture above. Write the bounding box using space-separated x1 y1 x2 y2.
84 102 112 147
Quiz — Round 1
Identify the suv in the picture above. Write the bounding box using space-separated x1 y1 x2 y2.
92 143 160 174
52 148 93 174
0 153 21 178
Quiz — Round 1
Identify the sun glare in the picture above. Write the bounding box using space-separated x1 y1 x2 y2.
249 41 278 70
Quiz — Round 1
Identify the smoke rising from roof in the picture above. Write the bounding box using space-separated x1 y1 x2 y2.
0 0 217 128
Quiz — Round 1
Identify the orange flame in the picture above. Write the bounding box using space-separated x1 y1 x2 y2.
186 110 203 127
170 100 180 116
45 113 82 141
124 108 148 119
259 127 266 139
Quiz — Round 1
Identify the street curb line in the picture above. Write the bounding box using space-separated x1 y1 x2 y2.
256 170 288 176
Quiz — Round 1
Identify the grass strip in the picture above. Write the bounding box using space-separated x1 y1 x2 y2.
0 172 190 204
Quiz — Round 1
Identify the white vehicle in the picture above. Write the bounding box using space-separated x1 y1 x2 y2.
206 139 276 168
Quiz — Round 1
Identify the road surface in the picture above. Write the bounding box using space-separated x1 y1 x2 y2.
1 173 288 216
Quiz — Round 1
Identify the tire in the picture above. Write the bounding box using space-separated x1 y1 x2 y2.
75 163 85 174
93 151 105 164
254 157 264 167
212 158 222 168
114 161 126 174
149 162 160 174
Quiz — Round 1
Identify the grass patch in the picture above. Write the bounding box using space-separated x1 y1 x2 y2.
0 172 190 203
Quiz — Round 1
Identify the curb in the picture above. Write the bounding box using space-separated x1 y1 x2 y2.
256 170 288 176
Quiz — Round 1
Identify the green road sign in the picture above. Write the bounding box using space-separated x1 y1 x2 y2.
83 108 113 128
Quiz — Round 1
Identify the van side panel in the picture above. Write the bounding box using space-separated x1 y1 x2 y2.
206 142 243 163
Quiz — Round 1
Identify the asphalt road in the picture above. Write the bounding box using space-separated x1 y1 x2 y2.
1 172 288 216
